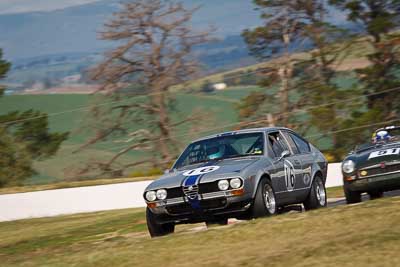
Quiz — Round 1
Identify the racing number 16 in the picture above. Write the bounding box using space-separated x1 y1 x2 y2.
284 163 295 191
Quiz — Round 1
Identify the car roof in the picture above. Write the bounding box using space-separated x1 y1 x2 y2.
192 127 293 143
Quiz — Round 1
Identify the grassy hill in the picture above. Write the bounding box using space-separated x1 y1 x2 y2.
0 56 364 185
0 87 263 184
1 196 400 266
0 34 377 186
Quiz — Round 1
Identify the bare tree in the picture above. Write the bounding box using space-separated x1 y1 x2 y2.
77 0 211 177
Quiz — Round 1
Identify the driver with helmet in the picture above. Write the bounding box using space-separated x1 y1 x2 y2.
206 144 226 160
372 130 392 143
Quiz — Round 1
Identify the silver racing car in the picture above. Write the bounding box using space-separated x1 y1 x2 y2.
143 127 328 237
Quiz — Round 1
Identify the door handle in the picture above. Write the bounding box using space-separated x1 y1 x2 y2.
294 160 301 165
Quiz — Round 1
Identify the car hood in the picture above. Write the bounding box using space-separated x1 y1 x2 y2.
349 142 400 169
145 157 261 191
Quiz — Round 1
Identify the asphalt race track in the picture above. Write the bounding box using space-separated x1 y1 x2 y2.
328 189 400 207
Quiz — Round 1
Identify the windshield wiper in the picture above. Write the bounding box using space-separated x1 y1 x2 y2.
214 153 261 161
179 153 260 169
182 158 215 168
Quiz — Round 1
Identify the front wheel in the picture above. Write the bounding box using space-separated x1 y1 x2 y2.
252 179 278 218
304 175 327 210
344 186 361 204
146 208 175 238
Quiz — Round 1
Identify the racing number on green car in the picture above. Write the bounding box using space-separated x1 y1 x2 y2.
284 161 295 191
368 148 400 159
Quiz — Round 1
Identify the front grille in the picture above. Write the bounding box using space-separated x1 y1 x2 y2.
183 185 199 200
167 187 184 198
199 182 219 194
166 181 226 200
360 163 400 177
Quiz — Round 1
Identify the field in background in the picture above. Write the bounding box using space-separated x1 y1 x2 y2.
1 196 400 266
0 40 371 186
0 72 359 185
0 87 262 184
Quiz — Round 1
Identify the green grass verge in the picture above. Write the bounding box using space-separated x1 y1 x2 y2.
1 196 400 266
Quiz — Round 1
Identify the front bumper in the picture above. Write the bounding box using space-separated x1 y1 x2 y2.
345 170 400 192
148 192 252 224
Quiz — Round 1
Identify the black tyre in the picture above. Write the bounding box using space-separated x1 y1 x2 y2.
344 186 361 204
146 207 175 238
205 218 228 228
252 179 277 218
368 191 383 200
304 175 327 210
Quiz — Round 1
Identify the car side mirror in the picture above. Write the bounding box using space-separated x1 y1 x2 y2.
164 169 171 174
277 150 290 162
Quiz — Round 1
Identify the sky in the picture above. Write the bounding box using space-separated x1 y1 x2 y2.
0 0 101 14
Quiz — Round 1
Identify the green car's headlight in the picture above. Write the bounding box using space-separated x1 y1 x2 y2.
342 160 355 174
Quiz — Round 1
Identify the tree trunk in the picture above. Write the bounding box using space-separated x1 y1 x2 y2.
267 113 275 127
154 91 172 168
280 32 292 126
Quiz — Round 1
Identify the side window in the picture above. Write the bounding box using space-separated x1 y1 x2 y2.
290 133 311 154
268 132 289 157
282 131 299 154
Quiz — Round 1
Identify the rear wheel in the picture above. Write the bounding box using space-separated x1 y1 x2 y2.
369 191 383 200
344 186 361 204
252 179 277 218
304 175 327 210
146 208 175 238
205 218 228 228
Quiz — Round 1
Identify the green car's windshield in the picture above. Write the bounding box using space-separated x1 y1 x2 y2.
173 132 264 169
356 127 400 152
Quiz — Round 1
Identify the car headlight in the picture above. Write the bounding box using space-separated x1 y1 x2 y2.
230 178 242 189
218 179 229 191
145 191 157 202
342 160 355 174
156 189 167 200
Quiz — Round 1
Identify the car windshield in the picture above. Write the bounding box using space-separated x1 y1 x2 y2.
173 132 264 169
355 128 400 152
384 128 400 141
